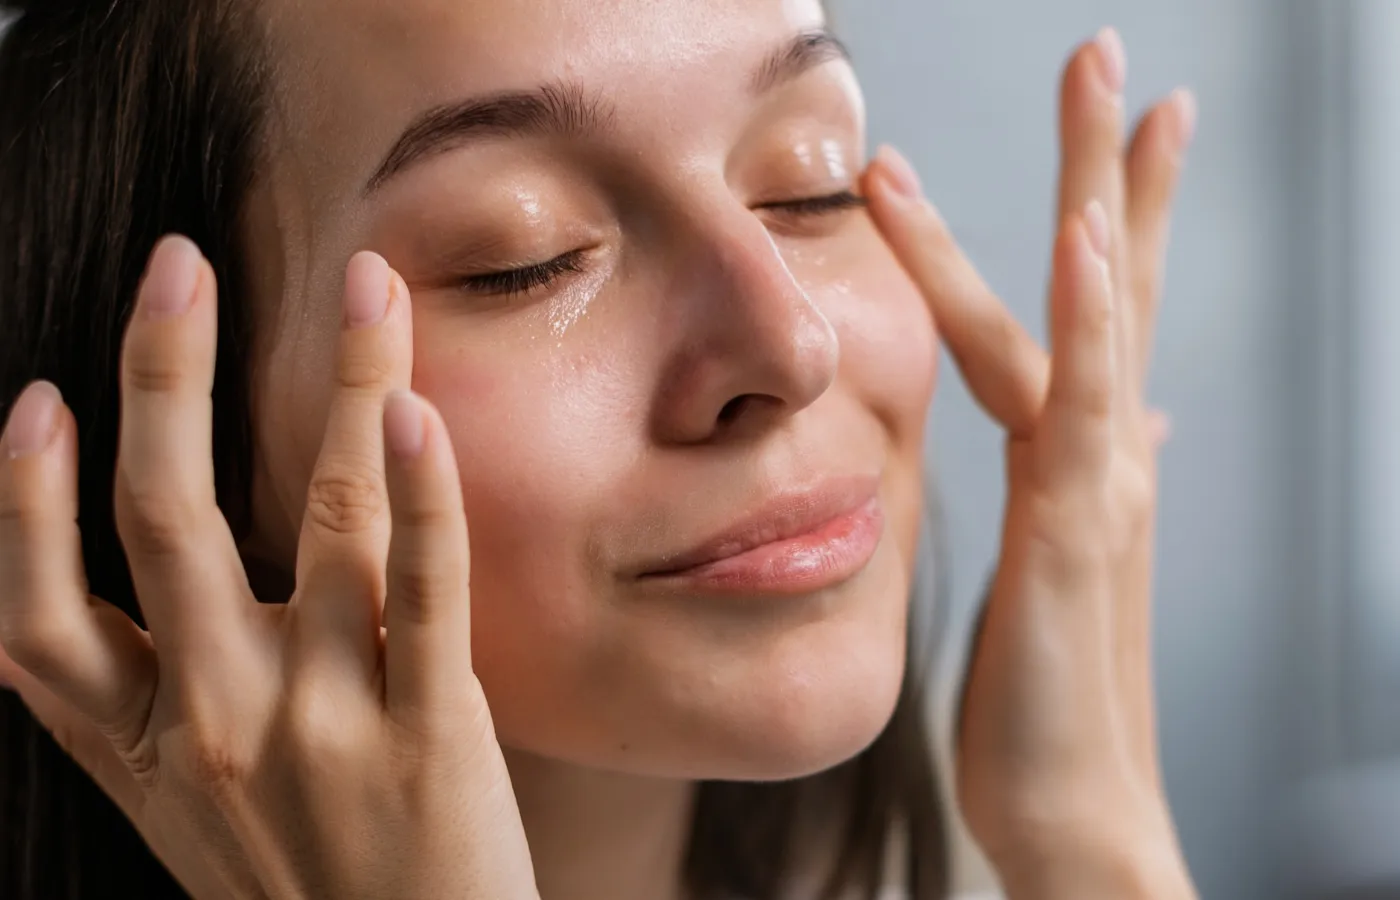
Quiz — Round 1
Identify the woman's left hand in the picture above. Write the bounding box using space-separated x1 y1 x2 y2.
865 29 1196 897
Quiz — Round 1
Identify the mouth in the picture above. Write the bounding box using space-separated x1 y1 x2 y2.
637 476 885 595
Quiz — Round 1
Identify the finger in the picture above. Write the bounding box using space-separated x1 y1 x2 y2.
381 391 474 731
1 384 157 739
1145 409 1172 449
1056 29 1131 379
1125 89 1197 376
865 148 1048 437
114 236 251 661
1039 202 1115 491
5 667 145 822
295 253 412 677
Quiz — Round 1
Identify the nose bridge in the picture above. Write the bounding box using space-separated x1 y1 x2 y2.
649 190 841 444
689 200 839 373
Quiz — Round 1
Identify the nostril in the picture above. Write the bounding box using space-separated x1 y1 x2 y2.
718 395 753 424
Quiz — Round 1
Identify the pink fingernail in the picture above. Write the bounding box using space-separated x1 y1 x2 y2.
876 146 924 200
344 252 393 328
1095 27 1127 95
384 391 426 460
1173 88 1199 149
141 236 203 319
5 381 62 460
1084 200 1111 260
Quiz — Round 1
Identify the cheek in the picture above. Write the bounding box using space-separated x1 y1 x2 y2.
408 314 646 658
790 228 938 566
788 227 938 446
826 262 938 443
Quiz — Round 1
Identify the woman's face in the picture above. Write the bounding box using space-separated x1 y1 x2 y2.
244 0 936 780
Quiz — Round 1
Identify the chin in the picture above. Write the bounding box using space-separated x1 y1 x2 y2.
705 663 907 783
616 588 911 782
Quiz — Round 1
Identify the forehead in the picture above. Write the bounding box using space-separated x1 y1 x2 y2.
260 0 830 196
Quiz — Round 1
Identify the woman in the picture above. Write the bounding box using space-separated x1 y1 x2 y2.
0 1 1198 897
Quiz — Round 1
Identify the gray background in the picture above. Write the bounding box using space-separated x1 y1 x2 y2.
837 2 1392 898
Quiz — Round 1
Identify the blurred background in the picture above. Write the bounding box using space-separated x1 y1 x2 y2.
836 1 1400 898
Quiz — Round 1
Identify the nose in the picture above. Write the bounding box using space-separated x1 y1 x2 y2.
651 206 840 445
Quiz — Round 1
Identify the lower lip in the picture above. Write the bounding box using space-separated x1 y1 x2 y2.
647 499 885 595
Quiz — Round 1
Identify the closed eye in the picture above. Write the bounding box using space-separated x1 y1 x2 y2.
757 190 867 217
460 249 588 297
456 191 863 298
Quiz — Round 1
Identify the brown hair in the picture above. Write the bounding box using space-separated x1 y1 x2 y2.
0 2 949 897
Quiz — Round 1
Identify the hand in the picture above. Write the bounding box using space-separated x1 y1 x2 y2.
0 239 537 899
865 29 1196 897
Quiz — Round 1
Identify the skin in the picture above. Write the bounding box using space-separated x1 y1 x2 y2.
0 4 1197 899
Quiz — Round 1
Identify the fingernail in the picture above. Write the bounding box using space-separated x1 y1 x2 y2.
4 381 62 460
1095 27 1127 95
384 390 426 460
141 236 202 319
344 252 392 328
1084 199 1111 260
1172 88 1199 149
876 145 923 200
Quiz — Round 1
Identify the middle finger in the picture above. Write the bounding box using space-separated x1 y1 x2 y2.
1056 29 1132 390
293 252 412 676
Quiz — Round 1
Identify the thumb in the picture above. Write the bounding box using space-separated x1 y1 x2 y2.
5 656 145 825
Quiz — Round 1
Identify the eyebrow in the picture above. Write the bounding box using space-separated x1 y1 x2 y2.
364 29 853 193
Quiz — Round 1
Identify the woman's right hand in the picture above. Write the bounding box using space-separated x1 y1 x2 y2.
0 238 537 899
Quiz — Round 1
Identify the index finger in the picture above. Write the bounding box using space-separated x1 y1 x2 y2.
864 148 1049 438
114 236 252 662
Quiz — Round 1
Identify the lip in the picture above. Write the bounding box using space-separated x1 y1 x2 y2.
637 477 884 595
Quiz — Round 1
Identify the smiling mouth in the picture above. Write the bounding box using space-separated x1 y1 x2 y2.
637 478 885 596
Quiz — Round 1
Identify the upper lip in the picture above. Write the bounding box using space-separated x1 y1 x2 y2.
637 475 880 577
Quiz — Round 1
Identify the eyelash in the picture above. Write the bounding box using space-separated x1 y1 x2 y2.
756 189 867 217
461 250 589 297
460 190 866 297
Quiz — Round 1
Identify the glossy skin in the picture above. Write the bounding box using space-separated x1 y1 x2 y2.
243 0 933 782
0 3 1198 898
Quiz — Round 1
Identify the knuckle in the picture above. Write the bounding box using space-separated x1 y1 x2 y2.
0 485 25 529
389 563 452 627
114 476 203 558
123 339 193 395
305 460 384 535
336 346 396 391
179 718 254 802
394 500 454 533
282 686 368 765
